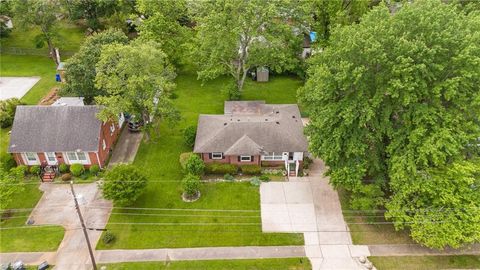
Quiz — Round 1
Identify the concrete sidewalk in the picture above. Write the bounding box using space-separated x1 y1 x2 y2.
369 243 480 256
95 246 306 263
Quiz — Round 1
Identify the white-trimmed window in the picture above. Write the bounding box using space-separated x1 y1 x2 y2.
102 139 106 150
65 151 89 165
261 152 283 161
23 152 40 165
240 155 252 162
211 152 223 159
45 152 57 165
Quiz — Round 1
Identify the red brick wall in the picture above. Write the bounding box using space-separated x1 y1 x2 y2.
201 153 260 166
97 121 121 167
13 153 24 165
261 160 285 167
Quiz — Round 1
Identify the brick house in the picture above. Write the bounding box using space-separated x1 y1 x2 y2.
8 105 121 169
193 101 308 176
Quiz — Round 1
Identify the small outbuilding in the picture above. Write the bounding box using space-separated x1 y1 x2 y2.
256 67 269 82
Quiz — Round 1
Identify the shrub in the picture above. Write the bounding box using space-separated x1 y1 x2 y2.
184 154 205 176
90 164 100 175
101 164 148 205
250 177 261 186
182 173 201 197
259 175 270 182
0 98 25 128
59 163 69 173
183 126 197 148
240 165 261 175
223 173 234 181
303 156 313 170
29 165 41 175
16 165 28 176
223 81 241 101
179 152 194 169
70 164 84 177
61 173 72 181
205 163 237 175
102 231 116 244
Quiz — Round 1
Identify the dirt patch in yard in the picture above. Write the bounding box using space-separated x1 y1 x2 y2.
38 87 60 105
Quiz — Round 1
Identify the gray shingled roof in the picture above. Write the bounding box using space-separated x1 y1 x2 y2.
194 102 308 155
8 105 102 153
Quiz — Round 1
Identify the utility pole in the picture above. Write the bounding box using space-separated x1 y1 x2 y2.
70 181 98 270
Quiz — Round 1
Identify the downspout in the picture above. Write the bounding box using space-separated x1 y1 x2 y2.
96 152 102 169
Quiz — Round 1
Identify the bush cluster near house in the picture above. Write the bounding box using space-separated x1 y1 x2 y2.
0 98 25 128
101 164 148 206
184 154 205 176
182 173 201 199
205 163 238 175
183 126 197 148
29 165 40 175
70 164 84 177
240 165 261 175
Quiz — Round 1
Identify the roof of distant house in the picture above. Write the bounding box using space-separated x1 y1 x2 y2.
194 101 308 155
8 105 102 153
52 97 85 106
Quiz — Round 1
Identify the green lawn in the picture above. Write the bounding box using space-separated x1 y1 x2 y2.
0 54 59 105
369 256 480 270
0 180 64 252
101 258 311 270
1 21 85 52
98 71 304 249
338 189 415 245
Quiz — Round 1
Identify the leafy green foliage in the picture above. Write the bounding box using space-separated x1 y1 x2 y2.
102 231 116 245
183 126 197 148
29 165 40 175
0 98 25 128
94 40 180 141
89 164 100 175
101 164 148 206
249 177 261 187
70 164 84 177
179 152 194 170
259 175 270 182
184 154 205 176
205 163 238 175
300 0 480 249
62 29 128 104
0 167 25 210
12 0 59 63
240 165 261 175
64 0 121 32
182 173 200 197
193 0 302 92
386 159 480 249
58 163 69 173
136 0 192 65
223 173 234 181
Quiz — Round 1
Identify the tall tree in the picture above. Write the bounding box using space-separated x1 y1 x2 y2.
136 0 191 65
95 40 179 141
299 0 480 248
193 0 302 92
65 0 119 32
12 0 60 64
62 28 128 104
302 0 377 46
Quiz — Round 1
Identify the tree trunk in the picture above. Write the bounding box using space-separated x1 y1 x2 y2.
41 26 58 65
142 112 151 142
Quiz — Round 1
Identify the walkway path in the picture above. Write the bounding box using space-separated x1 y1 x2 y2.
95 246 306 264
108 128 143 167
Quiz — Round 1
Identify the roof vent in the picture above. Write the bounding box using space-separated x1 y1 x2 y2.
237 119 240 121
276 121 280 124
292 115 296 118
276 111 279 114
265 119 268 121
224 123 227 126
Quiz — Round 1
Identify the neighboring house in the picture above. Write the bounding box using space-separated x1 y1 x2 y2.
194 101 308 176
52 97 85 106
8 105 121 169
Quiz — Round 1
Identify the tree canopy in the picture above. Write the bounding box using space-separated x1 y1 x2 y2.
94 40 180 140
101 164 148 206
63 28 128 104
12 0 60 64
299 0 480 249
193 0 302 92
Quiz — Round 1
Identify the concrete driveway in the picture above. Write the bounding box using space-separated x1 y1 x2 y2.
260 159 370 269
108 128 143 167
0 77 40 100
28 183 112 270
